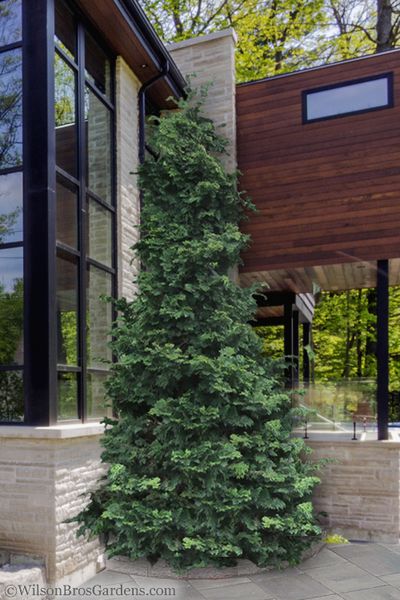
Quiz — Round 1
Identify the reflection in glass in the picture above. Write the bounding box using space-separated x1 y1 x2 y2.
0 0 21 47
0 246 23 365
0 369 23 421
55 53 77 175
87 266 112 369
85 32 111 98
56 177 77 249
55 0 76 59
56 252 78 366
57 371 78 420
0 171 22 244
87 370 111 418
87 199 112 267
306 76 390 121
85 88 112 203
0 49 22 169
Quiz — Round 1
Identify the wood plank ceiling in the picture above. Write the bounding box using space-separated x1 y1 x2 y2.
240 259 400 292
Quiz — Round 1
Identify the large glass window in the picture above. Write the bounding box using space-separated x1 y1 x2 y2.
55 0 75 60
56 175 78 249
0 171 22 244
303 74 393 123
55 54 77 176
0 0 23 422
0 0 21 47
85 31 111 99
55 0 115 421
0 48 22 169
85 88 112 203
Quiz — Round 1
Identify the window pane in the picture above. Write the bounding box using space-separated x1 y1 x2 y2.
87 199 112 267
0 370 23 421
0 0 21 47
0 48 22 169
55 53 77 176
0 170 22 244
87 266 112 369
56 252 78 366
306 76 390 121
85 32 111 98
56 176 77 249
86 88 112 203
55 0 76 60
0 246 23 365
57 371 78 420
87 370 111 419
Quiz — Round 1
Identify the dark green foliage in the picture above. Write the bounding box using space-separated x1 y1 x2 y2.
76 89 321 571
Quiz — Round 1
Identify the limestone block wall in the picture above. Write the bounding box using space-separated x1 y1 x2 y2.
115 57 141 301
169 29 237 172
0 426 105 584
309 440 400 543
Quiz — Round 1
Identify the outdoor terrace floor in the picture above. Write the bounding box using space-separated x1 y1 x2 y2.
61 542 400 599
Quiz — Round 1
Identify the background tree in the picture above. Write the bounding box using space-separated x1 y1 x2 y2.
322 0 400 61
234 0 327 81
77 89 321 570
141 0 328 80
141 0 400 81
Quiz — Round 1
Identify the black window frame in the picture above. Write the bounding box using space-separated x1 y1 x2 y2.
54 0 116 423
18 0 116 426
302 72 394 124
0 1 24 423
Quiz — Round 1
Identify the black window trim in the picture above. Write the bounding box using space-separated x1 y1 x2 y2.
19 0 117 426
302 72 394 124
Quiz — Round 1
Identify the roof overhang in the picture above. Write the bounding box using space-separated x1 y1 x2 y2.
75 0 186 108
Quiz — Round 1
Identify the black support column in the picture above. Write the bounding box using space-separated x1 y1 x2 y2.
293 310 299 386
303 323 311 383
23 0 57 425
284 303 299 388
377 259 389 440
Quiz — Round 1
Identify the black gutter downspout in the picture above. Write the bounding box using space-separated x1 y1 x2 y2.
138 61 170 165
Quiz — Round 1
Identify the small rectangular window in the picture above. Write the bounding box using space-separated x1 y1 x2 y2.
303 73 393 123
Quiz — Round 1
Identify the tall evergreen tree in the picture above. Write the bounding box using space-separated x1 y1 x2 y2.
77 89 321 571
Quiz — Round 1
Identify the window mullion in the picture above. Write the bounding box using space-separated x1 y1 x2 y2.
77 21 87 422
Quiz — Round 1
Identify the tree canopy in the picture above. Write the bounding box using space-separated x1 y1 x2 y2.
141 0 400 81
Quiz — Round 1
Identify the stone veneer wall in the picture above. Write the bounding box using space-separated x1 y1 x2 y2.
0 426 105 584
168 29 237 173
169 30 239 282
115 56 141 302
309 440 400 543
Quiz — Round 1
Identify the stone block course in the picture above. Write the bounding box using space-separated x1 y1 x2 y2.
169 29 237 172
0 430 106 584
116 57 141 302
309 441 400 542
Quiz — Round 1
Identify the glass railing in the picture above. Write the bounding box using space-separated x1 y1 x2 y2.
293 378 377 438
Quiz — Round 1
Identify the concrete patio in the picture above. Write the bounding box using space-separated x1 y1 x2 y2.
63 542 400 599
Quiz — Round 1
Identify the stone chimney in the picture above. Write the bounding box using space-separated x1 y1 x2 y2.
168 29 237 171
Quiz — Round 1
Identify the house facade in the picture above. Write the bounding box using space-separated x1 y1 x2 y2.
0 0 399 586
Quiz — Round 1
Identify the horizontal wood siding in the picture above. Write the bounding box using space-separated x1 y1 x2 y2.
237 51 400 275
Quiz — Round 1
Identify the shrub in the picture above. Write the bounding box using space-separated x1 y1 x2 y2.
76 88 321 571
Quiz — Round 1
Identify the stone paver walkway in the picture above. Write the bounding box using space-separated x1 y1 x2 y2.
74 543 400 599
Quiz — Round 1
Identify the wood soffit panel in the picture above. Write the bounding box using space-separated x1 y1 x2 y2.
75 0 185 108
240 259 400 293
